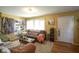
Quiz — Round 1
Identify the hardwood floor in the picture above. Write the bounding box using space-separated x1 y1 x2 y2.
51 41 79 53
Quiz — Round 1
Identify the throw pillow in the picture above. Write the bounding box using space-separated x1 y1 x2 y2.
1 47 11 53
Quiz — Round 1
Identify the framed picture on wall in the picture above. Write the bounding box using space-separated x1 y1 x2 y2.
48 18 55 25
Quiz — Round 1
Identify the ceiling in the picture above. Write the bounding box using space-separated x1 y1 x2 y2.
0 6 79 18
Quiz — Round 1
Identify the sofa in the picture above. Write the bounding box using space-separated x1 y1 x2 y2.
10 43 36 53
26 30 46 40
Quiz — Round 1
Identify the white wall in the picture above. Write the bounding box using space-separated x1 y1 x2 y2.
58 16 74 43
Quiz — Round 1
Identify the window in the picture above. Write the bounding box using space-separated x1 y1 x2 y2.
26 18 45 30
14 20 24 35
27 20 34 30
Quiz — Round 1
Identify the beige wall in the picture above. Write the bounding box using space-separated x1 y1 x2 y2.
74 16 79 45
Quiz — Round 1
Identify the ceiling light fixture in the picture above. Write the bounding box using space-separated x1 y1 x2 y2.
23 7 38 13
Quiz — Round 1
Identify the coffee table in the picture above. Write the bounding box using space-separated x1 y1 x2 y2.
19 37 35 44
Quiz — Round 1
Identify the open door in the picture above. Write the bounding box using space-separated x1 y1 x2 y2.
58 16 74 43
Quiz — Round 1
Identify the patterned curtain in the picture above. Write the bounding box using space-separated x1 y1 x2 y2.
1 17 14 34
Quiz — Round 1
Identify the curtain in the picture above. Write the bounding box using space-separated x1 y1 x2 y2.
1 17 14 34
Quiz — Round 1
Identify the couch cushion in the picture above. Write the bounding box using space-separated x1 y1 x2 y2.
37 34 45 42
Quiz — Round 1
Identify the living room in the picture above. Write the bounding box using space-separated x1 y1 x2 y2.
0 6 79 53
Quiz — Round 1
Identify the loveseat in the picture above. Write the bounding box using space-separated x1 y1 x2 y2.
26 30 46 40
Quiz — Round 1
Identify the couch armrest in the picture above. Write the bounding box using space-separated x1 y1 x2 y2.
10 43 36 53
